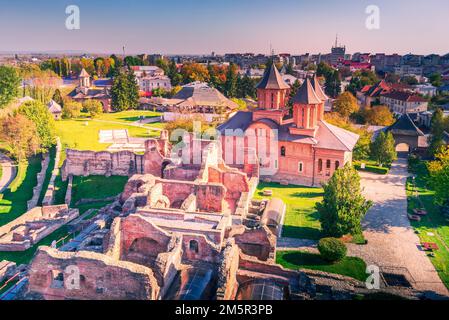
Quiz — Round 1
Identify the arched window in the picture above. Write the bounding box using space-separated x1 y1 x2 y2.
326 160 331 169
298 162 303 173
318 159 323 173
280 146 286 157
335 161 340 170
189 240 199 253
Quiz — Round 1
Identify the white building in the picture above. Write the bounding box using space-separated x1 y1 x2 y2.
380 91 428 114
412 84 437 97
138 76 172 93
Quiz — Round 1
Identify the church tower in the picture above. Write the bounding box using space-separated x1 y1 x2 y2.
78 68 91 88
253 64 290 124
289 77 324 137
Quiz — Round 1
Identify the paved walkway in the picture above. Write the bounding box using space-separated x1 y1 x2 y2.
0 153 16 193
347 158 449 298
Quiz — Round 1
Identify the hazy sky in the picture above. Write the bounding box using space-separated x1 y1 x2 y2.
0 0 448 55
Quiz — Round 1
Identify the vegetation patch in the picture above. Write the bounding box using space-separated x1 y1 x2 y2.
276 250 367 282
254 182 323 240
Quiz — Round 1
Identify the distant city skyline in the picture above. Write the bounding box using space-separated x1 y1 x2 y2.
0 0 448 55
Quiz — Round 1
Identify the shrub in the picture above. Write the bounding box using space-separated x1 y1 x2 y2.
318 237 347 262
354 163 389 175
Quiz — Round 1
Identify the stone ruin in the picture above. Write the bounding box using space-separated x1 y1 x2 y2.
0 205 79 252
22 132 417 300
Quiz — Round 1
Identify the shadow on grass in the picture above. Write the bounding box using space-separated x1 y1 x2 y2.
282 225 322 240
0 156 41 226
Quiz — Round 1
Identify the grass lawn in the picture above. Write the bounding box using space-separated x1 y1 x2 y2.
0 156 41 226
70 175 128 213
254 182 323 240
55 110 164 151
37 146 56 206
407 161 449 290
276 250 367 282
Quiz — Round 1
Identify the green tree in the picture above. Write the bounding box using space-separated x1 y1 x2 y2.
224 63 238 98
52 88 64 107
324 70 341 98
316 164 373 237
0 114 40 162
17 100 56 151
429 73 443 88
83 99 103 118
236 74 256 99
111 70 139 111
334 92 359 118
427 146 449 206
370 131 397 166
0 66 21 108
429 108 446 156
62 99 82 119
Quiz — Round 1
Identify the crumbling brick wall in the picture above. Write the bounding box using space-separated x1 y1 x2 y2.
27 247 159 300
61 149 144 181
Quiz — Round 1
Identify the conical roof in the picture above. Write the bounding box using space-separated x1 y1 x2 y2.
292 78 322 105
311 75 328 101
388 114 424 136
256 64 290 90
79 68 90 77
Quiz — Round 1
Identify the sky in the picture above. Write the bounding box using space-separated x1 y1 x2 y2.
0 0 448 55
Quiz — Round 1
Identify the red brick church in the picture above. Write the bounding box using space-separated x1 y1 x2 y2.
218 64 359 186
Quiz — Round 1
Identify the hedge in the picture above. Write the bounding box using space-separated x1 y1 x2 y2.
354 163 389 175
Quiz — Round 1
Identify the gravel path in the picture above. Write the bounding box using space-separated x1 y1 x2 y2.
347 158 449 298
276 237 318 253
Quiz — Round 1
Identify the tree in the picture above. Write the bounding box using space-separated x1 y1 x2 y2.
370 131 397 166
427 146 449 206
316 164 372 237
334 92 359 118
111 70 139 111
363 105 395 126
429 73 443 88
429 108 446 156
236 74 256 99
0 66 21 108
62 99 82 119
18 100 56 151
52 89 64 107
324 70 341 98
347 70 378 95
224 63 238 98
0 114 40 162
83 99 103 118
180 62 210 83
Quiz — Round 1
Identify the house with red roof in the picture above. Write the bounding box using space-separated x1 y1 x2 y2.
356 80 392 108
217 65 359 186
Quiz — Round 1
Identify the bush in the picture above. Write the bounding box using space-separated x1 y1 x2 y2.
354 163 389 175
318 237 347 262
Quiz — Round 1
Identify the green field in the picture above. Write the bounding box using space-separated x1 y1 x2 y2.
407 161 449 289
70 175 128 213
254 182 323 240
55 110 163 151
277 250 367 281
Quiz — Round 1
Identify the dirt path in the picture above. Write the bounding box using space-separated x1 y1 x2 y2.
0 153 16 194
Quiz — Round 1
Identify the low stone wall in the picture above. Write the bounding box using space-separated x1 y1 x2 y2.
42 138 62 206
64 175 73 205
61 149 144 181
0 205 79 252
27 153 50 210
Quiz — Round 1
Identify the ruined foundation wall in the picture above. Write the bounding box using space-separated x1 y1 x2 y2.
61 149 144 181
27 247 159 300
